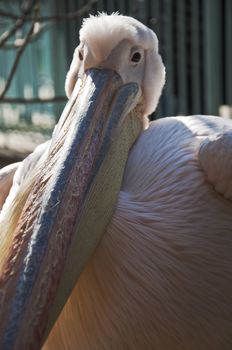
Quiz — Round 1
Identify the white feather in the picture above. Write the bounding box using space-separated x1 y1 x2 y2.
44 115 232 350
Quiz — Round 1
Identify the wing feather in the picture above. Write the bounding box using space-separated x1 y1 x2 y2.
0 162 20 210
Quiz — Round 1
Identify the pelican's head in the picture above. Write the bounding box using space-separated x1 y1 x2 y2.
0 13 165 349
66 13 165 116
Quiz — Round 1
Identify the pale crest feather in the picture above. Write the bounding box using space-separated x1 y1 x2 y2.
80 13 156 60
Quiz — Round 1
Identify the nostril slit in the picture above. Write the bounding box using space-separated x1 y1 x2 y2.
79 50 83 61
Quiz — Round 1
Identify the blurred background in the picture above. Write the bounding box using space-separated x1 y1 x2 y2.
0 0 231 166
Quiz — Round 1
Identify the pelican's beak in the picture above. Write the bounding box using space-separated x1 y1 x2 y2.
0 69 142 349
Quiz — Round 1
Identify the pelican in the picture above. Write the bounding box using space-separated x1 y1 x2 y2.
0 13 232 350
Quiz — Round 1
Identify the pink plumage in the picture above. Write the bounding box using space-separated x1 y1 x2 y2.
44 115 232 350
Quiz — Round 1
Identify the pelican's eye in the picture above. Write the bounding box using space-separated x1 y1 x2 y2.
131 52 141 63
130 48 143 65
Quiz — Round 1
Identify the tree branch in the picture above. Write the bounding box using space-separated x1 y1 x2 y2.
0 9 19 20
0 0 97 105
0 23 35 99
0 0 98 22
0 5 38 99
2 23 51 50
0 96 67 104
0 18 25 48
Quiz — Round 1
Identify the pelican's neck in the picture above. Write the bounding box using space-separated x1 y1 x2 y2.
43 108 144 341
